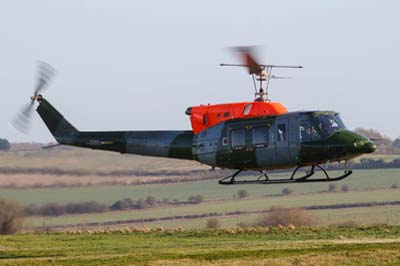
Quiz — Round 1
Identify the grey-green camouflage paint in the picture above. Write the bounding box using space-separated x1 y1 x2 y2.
36 96 375 171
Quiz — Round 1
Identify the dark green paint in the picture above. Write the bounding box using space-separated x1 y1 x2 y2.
298 129 375 165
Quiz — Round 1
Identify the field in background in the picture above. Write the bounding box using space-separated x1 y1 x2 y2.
1 147 205 172
1 146 400 231
1 147 399 188
0 147 217 187
0 168 398 205
23 188 400 228
0 226 400 266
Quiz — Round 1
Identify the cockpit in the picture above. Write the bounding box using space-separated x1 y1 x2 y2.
299 112 346 142
313 113 346 137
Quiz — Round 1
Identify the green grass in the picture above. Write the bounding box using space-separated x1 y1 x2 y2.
0 226 400 266
1 168 399 205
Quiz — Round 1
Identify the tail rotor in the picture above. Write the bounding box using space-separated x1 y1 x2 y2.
11 61 56 133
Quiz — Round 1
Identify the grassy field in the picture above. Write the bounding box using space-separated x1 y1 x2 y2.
2 147 400 231
1 149 400 265
44 205 400 230
147 205 400 229
0 226 400 266
24 188 400 228
0 148 205 172
0 168 399 205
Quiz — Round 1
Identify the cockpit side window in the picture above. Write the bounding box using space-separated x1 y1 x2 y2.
314 114 345 137
334 114 346 128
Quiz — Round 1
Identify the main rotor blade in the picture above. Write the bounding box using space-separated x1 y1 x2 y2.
220 63 303 69
232 46 263 75
270 75 292 79
35 61 56 95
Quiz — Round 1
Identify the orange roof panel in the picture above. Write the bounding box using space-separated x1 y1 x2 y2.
186 101 288 134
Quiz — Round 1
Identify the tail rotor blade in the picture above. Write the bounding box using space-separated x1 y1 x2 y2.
12 61 56 134
35 61 56 95
11 101 35 134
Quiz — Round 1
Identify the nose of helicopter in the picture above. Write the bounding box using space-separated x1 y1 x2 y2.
353 139 376 154
328 130 376 156
353 134 376 153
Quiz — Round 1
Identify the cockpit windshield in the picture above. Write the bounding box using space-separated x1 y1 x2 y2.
314 113 346 136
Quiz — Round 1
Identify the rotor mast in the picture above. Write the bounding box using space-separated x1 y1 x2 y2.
220 47 303 102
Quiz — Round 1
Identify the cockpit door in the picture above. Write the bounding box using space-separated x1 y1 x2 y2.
274 118 291 164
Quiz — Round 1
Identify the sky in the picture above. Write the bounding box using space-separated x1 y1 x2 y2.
1 0 399 142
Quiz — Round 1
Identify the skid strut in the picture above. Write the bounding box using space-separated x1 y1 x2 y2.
218 165 352 185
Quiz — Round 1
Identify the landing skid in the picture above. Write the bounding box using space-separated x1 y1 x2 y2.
218 165 352 185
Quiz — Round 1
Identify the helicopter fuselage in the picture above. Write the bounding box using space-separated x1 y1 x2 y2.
36 97 375 172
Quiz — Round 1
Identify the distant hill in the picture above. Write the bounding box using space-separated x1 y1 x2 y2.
10 142 46 151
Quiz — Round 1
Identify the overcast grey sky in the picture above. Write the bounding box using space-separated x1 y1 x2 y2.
1 0 399 142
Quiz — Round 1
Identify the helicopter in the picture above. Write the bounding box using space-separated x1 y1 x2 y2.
12 47 376 185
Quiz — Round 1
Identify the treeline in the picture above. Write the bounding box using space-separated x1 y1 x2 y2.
327 158 400 170
24 201 108 216
357 158 400 169
355 128 400 154
24 194 205 217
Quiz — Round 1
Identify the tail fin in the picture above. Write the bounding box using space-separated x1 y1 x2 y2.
36 96 78 143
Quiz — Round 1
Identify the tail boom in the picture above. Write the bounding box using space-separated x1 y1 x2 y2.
36 97 194 160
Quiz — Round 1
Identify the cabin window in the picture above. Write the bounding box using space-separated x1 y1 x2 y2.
252 127 268 148
299 121 311 142
224 112 230 117
243 104 253 115
277 124 286 142
231 129 246 150
217 113 221 118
